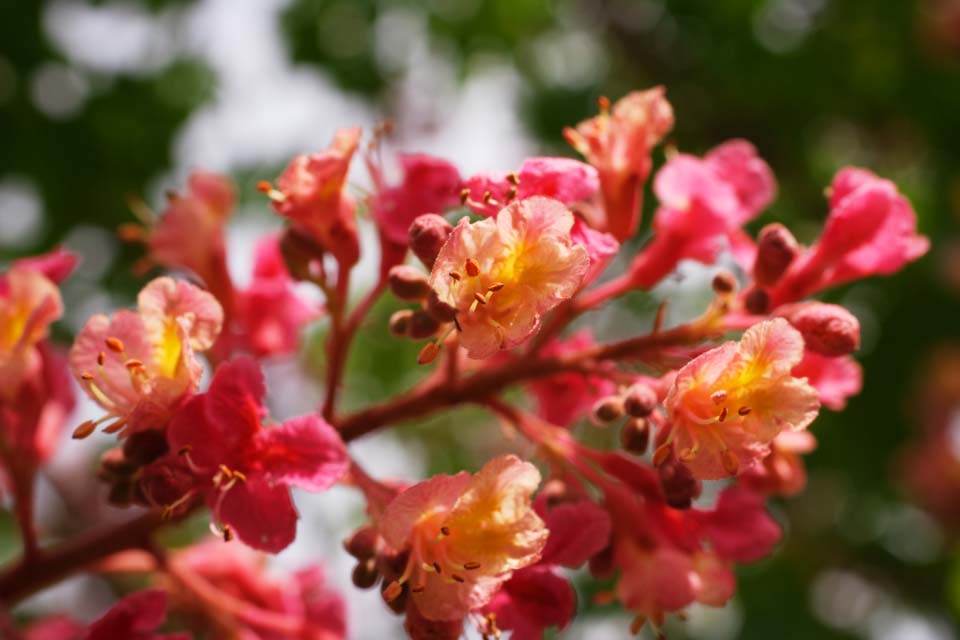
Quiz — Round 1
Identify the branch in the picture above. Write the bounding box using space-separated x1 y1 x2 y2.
339 321 711 442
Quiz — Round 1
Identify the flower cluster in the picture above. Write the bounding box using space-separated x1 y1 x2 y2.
1 85 927 639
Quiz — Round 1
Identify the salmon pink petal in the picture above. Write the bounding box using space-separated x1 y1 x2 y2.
255 415 348 492
538 499 612 568
70 310 152 414
484 566 576 640
216 476 299 553
517 157 598 203
614 542 697 621
381 472 471 550
137 277 223 352
738 317 806 377
691 552 735 607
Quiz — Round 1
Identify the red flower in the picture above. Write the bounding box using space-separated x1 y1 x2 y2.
86 590 189 640
371 153 462 247
168 357 348 552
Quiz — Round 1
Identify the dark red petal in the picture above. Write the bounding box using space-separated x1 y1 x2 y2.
216 476 298 553
255 414 349 492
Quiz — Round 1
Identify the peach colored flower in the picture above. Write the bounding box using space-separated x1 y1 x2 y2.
70 277 223 434
272 127 362 268
379 454 548 621
564 87 674 240
0 268 63 394
428 197 589 359
663 318 821 480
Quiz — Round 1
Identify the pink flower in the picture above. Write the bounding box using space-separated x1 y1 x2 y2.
71 277 223 433
272 128 362 268
690 485 782 562
145 171 235 292
463 157 599 218
663 319 821 479
168 357 348 552
628 140 776 288
0 266 64 394
231 235 321 358
463 158 618 280
792 351 863 411
166 539 346 640
527 330 616 426
428 197 589 359
565 88 674 240
379 454 548 621
372 153 462 246
769 167 929 304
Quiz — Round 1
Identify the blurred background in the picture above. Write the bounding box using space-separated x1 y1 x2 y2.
2 0 960 638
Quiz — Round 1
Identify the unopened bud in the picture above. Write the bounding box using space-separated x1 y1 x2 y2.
409 214 453 270
620 418 650 454
280 226 325 281
388 265 431 301
408 311 440 340
744 287 770 315
780 302 860 356
711 271 738 295
658 456 701 509
754 223 799 286
388 310 413 337
592 397 625 423
425 290 457 323
623 383 658 417
352 559 380 589
344 526 378 560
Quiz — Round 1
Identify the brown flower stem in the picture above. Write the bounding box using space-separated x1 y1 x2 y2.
0 510 165 606
338 320 712 441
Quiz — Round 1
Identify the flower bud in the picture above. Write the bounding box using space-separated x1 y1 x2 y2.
623 383 658 417
408 311 440 339
780 302 860 356
754 223 799 286
409 213 453 270
620 418 650 454
344 526 379 560
388 310 413 337
744 287 770 315
351 559 379 589
658 455 701 509
592 396 625 423
279 226 325 281
388 265 431 301
425 289 457 323
711 271 738 295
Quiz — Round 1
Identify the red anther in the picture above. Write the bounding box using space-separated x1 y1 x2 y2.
463 562 481 570
718 407 728 422
418 342 441 365
256 180 273 193
465 258 480 277
72 420 96 439
652 443 672 467
738 406 751 416
105 336 125 353
80 371 95 381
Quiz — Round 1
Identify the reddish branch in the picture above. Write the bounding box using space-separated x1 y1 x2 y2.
0 318 712 608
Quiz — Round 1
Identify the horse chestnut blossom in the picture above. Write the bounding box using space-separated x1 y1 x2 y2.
662 318 821 479
428 197 589 359
0 85 932 639
379 455 548 621
70 277 222 435
168 357 348 551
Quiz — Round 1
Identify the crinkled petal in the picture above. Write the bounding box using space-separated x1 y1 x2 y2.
216 476 299 553
255 415 349 492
